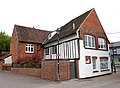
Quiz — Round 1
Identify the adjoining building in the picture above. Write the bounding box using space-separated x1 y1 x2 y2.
109 41 120 71
43 8 111 79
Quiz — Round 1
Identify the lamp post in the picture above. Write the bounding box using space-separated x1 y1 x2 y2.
56 28 60 81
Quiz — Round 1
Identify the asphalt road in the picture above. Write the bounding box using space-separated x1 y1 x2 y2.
0 70 120 88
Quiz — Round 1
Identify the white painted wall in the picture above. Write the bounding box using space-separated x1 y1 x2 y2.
4 56 12 64
44 34 79 59
79 40 111 78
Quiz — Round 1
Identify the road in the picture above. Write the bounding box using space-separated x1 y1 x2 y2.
0 70 120 88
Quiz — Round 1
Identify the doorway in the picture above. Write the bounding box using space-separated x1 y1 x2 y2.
70 61 76 79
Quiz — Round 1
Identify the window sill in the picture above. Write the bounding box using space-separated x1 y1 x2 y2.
101 69 110 72
93 70 99 73
25 52 34 54
98 48 107 51
85 46 95 49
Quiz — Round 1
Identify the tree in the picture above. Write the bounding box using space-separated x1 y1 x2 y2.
0 31 11 56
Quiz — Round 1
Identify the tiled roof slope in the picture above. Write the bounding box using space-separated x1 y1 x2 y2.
0 52 11 60
15 25 52 43
44 8 93 44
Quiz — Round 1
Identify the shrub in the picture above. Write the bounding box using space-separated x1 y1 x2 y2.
12 54 42 68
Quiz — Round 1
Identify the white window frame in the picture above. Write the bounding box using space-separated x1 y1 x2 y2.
52 45 57 54
25 44 34 53
98 38 106 49
92 57 97 70
100 57 108 70
45 47 49 55
85 35 95 48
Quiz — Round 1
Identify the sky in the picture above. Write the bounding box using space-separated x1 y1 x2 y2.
0 0 120 42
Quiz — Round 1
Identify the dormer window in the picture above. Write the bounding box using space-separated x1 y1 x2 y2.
84 35 95 48
98 38 106 49
48 34 51 39
73 23 75 30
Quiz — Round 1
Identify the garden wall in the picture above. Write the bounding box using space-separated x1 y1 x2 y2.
11 68 41 77
41 59 70 81
11 59 70 81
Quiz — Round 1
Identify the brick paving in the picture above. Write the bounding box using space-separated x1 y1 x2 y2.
0 70 120 88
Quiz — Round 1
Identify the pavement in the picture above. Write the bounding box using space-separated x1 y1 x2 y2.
0 70 120 88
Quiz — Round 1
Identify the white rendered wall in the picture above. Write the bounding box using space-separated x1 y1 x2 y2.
5 56 12 64
79 40 111 78
44 34 79 59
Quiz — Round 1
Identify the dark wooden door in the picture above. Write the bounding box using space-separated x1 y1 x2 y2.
70 62 75 79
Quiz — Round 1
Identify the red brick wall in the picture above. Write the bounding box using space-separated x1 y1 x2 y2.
0 61 4 68
11 68 41 77
41 60 70 81
11 60 70 81
10 28 44 62
17 42 43 61
10 28 18 62
80 9 109 50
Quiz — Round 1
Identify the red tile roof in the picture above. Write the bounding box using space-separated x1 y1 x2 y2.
0 52 11 60
44 8 93 44
14 25 52 43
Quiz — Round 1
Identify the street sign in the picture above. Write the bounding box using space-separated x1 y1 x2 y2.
56 54 61 56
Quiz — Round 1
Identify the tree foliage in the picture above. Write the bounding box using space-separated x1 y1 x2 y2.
0 31 11 53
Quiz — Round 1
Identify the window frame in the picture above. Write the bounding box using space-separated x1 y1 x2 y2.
52 45 57 54
92 56 97 70
45 47 49 55
98 38 106 50
84 35 95 48
25 44 34 53
100 57 108 70
85 56 91 64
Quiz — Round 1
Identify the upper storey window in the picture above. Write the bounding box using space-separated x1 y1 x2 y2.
85 35 95 48
98 38 106 50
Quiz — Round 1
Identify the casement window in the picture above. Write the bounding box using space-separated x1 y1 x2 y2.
85 56 91 64
100 57 108 70
92 56 97 69
98 38 106 49
85 35 95 48
45 48 49 55
25 44 34 53
52 45 57 54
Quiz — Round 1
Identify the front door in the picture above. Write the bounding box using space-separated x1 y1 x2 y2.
70 62 75 79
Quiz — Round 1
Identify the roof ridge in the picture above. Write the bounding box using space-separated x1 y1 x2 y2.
44 8 94 44
60 8 93 29
15 24 52 32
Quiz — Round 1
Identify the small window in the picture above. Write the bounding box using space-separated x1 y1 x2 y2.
45 48 49 55
92 56 97 69
25 44 34 53
52 45 57 54
100 57 108 70
85 56 91 64
98 38 106 49
85 35 95 48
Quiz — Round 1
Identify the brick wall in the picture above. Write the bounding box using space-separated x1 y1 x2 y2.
80 9 109 50
11 68 41 77
11 60 70 81
10 28 44 63
10 28 18 62
17 42 43 61
41 59 70 81
0 61 4 68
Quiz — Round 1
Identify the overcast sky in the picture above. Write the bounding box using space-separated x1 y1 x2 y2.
0 0 120 42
